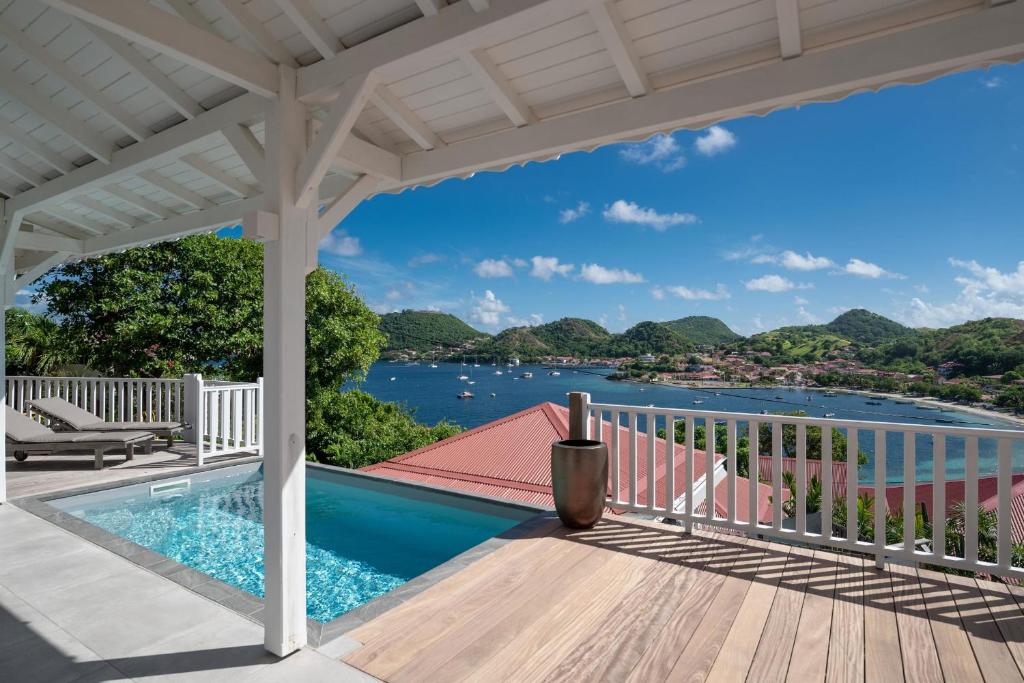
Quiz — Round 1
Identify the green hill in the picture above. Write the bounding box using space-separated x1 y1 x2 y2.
380 310 489 353
824 309 912 343
661 316 741 346
615 321 691 356
735 326 852 363
478 317 612 359
862 317 1024 376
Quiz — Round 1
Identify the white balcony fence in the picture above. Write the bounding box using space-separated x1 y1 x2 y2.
572 392 1024 580
5 374 263 465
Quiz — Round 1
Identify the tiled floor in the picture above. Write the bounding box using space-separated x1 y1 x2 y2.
0 503 377 682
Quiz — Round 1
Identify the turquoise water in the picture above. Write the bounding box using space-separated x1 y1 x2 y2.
353 362 1024 483
55 465 529 622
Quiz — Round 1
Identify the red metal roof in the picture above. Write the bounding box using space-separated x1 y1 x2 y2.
362 402 775 523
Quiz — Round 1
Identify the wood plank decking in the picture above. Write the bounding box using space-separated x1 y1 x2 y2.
343 515 1024 682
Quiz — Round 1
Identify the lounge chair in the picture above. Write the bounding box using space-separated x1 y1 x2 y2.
27 397 183 449
6 407 154 469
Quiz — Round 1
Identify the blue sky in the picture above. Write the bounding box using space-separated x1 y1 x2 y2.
323 63 1023 336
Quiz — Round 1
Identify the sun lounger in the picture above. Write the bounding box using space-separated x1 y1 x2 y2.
27 397 183 448
6 407 154 469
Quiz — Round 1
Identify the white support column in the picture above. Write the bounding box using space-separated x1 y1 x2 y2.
0 205 10 503
260 65 313 657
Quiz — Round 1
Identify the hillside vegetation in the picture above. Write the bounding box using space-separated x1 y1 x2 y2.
662 316 741 345
380 310 488 353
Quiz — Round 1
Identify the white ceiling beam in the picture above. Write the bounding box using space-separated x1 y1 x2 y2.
467 0 490 11
0 73 114 163
0 21 151 141
295 72 377 207
218 0 298 67
588 1 649 97
336 135 401 180
38 206 105 235
370 84 442 149
39 0 279 97
299 0 583 101
0 152 46 187
775 0 802 60
0 119 73 174
73 195 137 228
7 93 262 214
138 169 215 210
0 178 21 198
460 49 535 126
317 174 377 238
163 0 219 33
221 124 265 184
13 250 69 293
181 153 255 198
86 25 203 120
16 229 83 253
354 122 395 152
415 0 444 16
399 2 1024 188
102 184 173 219
273 0 341 60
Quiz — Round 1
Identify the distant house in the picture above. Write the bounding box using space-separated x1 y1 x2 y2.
362 402 776 524
638 353 657 363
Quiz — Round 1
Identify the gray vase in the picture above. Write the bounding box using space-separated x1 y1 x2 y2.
551 439 608 529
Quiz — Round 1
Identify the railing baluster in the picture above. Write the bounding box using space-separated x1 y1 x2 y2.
772 422 782 531
665 416 675 515
933 434 946 561
796 423 807 536
749 421 759 530
822 423 832 539
965 436 979 566
874 430 886 567
628 411 637 507
233 389 243 449
903 432 916 557
998 438 1012 571
610 411 620 504
847 429 858 542
685 416 695 532
727 418 737 524
646 412 656 511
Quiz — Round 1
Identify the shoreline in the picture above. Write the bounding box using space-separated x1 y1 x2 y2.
612 376 1024 428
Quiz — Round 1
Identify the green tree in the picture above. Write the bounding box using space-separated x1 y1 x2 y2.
5 309 75 375
996 386 1024 412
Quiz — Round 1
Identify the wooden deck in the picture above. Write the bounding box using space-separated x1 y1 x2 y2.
343 515 1024 682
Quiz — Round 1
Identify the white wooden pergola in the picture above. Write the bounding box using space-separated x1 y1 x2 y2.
0 0 1020 657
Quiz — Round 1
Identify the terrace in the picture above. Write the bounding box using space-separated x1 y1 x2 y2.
1 0 1023 680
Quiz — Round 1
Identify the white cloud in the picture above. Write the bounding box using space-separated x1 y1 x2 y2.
408 252 444 267
559 201 590 224
650 286 665 301
797 306 821 324
529 255 574 281
579 263 645 285
617 304 627 322
981 76 1004 89
320 230 361 257
385 288 402 301
507 313 543 327
745 274 795 293
780 250 834 271
794 296 809 305
512 258 528 268
900 259 1024 327
752 315 765 331
473 258 514 278
618 134 686 172
602 200 699 231
665 284 731 301
469 290 510 327
843 258 904 279
694 125 737 156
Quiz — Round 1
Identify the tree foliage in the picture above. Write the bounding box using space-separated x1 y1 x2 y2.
380 309 489 354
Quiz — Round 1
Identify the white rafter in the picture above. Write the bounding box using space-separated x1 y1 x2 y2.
0 152 46 187
273 0 341 60
775 0 802 60
182 153 255 198
295 72 377 207
317 174 377 239
0 178 21 198
12 251 69 297
102 184 173 220
370 84 442 149
0 21 151 142
467 0 490 11
588 1 648 97
85 25 203 121
221 124 265 184
163 0 219 33
16 229 83 253
0 73 114 163
218 0 298 67
0 119 73 174
415 0 444 16
336 135 401 180
39 0 280 98
73 195 138 228
460 49 535 127
138 169 215 210
39 206 105 235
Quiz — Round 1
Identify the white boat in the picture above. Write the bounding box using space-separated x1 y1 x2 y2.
548 371 560 376
693 399 704 404
824 412 836 418
457 391 474 399
495 370 503 375
458 374 469 381
467 381 476 385
473 364 480 368
430 363 438 368
389 377 396 381
490 392 496 397
520 372 533 379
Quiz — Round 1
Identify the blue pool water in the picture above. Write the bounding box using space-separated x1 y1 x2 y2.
52 464 532 622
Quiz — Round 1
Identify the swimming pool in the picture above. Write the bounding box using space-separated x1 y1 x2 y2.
50 463 535 622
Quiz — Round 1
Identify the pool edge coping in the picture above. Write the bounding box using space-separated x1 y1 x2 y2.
11 459 553 650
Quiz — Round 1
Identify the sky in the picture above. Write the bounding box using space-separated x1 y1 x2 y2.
321 63 1018 336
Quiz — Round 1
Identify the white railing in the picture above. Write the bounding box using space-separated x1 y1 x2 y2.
572 392 1024 580
195 377 263 465
6 375 184 422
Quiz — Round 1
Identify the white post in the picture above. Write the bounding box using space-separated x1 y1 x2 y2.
0 264 8 505
568 392 591 440
260 65 312 657
182 373 202 443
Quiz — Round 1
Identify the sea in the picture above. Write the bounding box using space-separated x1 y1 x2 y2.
350 361 1024 484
